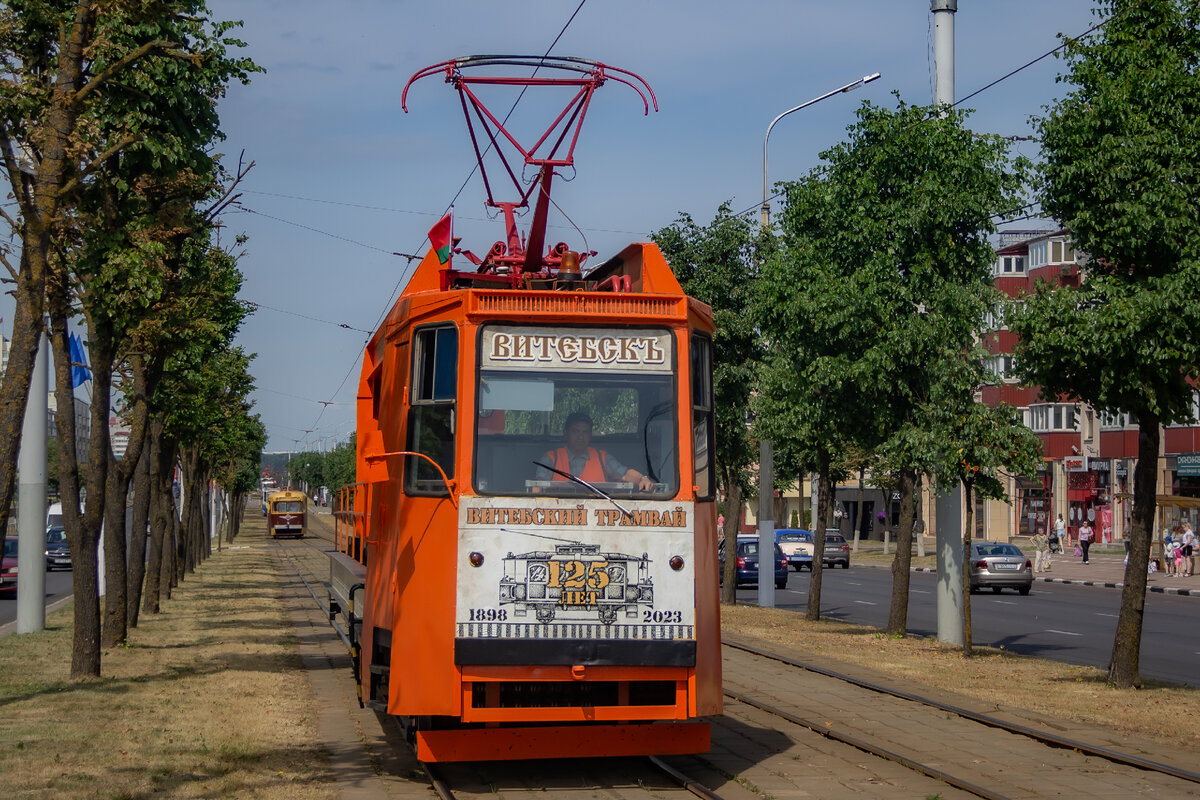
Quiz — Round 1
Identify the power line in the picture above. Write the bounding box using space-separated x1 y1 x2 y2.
302 0 593 443
242 190 645 236
237 207 398 256
735 11 1115 222
241 299 373 334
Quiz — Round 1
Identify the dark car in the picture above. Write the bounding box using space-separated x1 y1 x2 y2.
820 530 851 569
719 535 788 589
1 537 17 597
775 529 814 571
45 526 71 571
969 541 1033 595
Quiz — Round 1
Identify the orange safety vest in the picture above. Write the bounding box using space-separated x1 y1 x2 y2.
547 446 609 482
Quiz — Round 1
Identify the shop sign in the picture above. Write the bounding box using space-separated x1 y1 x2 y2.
1177 453 1200 477
1115 460 1128 476
1090 460 1110 472
1064 455 1088 472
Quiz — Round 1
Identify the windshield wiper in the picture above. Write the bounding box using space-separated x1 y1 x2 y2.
531 460 633 519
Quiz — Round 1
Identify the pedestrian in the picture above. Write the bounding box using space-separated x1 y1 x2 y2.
1078 519 1094 564
1164 535 1178 577
1031 530 1051 573
1181 522 1196 577
1052 513 1066 554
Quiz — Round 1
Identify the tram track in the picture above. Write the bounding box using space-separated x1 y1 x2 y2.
268 515 1200 798
721 637 1200 798
269 515 738 799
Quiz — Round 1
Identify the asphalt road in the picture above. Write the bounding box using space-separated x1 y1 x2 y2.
0 505 136 630
740 564 1200 688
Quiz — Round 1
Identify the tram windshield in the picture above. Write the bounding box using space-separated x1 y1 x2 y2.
473 325 679 499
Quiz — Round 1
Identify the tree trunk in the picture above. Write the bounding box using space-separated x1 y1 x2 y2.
0 259 44 534
127 436 152 627
0 5 95 538
720 467 742 605
142 432 164 615
886 469 916 636
49 310 112 679
961 477 976 657
806 450 832 622
1108 415 1158 688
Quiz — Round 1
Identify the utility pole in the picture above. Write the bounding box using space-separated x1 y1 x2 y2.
931 0 964 647
16 331 47 633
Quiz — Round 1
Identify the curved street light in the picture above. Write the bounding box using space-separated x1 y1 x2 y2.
755 71 879 610
761 72 881 228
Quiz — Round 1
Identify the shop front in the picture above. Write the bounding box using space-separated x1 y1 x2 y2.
1065 455 1112 543
1015 474 1051 537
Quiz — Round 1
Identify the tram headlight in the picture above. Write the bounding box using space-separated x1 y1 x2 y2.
669 555 685 571
469 551 485 567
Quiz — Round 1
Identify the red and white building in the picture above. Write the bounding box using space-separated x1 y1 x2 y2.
977 228 1200 545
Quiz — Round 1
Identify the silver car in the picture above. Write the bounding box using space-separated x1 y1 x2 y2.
969 541 1032 595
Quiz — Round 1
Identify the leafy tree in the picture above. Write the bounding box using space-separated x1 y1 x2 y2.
288 451 325 493
0 1 213 552
653 205 762 603
323 435 357 490
38 6 258 661
760 97 1028 628
1014 0 1200 689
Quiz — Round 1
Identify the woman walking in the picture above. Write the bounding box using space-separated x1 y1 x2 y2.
1078 519 1094 565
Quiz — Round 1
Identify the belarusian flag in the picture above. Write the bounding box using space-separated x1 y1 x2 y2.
428 213 452 264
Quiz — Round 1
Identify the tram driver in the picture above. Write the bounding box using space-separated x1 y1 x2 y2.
534 412 654 492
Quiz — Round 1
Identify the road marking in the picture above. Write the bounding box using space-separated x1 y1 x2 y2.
846 581 863 586
854 600 876 606
995 600 1017 605
1095 612 1119 618
1046 629 1083 636
911 589 930 594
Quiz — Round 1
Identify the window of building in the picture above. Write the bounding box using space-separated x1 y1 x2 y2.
996 255 1026 274
1166 391 1200 427
1100 410 1136 429
1026 403 1079 433
1029 241 1047 268
984 354 1016 381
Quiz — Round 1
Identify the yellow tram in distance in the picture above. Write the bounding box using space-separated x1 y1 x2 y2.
266 490 307 539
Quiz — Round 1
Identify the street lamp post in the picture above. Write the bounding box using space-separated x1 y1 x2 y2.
761 73 881 228
756 72 880 609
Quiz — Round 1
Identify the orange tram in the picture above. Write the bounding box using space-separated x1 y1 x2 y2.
266 489 306 539
328 56 721 762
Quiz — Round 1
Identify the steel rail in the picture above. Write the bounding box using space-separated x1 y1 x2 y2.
648 756 727 800
421 762 457 800
724 637 1200 785
723 688 1009 800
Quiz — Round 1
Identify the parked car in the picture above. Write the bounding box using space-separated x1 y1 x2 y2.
45 526 71 571
821 530 851 569
719 535 789 589
968 541 1033 595
775 529 814 571
1 537 17 597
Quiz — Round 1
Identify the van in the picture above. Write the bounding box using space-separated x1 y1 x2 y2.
46 502 63 532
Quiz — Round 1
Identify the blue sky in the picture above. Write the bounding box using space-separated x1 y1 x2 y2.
4 1 1101 454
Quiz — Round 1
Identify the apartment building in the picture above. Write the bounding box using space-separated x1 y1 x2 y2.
977 228 1199 545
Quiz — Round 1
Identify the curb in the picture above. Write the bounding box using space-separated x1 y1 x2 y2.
0 594 74 639
905 564 1195 597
